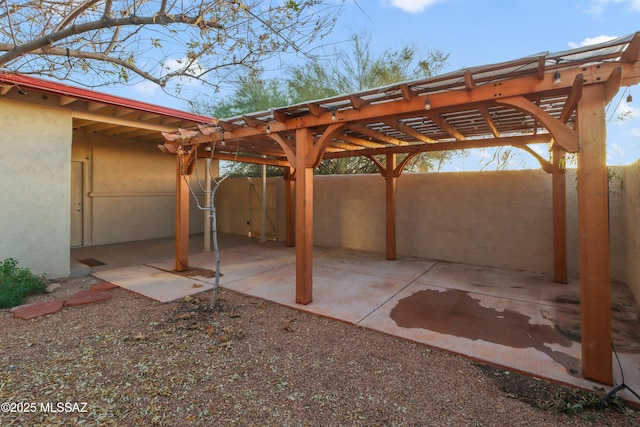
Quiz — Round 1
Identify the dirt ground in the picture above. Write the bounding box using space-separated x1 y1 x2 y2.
0 276 637 426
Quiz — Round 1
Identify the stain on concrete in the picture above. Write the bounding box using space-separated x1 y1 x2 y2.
156 266 218 279
390 288 580 375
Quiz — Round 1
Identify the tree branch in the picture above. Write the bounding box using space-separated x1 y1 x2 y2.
103 0 114 19
0 13 224 67
0 45 164 86
104 27 120 55
2 0 17 45
53 0 102 33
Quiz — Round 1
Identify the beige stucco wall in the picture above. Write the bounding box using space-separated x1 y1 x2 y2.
313 171 560 273
0 98 72 278
217 176 287 240
313 170 630 282
219 168 634 288
72 134 209 246
623 160 640 302
217 177 251 237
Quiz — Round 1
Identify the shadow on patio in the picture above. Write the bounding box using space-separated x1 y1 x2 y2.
72 233 640 405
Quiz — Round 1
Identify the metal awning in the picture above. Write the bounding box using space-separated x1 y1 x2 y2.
0 72 211 144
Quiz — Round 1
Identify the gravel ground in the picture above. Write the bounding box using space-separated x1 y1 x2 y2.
0 276 637 426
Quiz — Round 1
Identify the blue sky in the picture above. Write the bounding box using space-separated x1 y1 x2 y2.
104 0 640 169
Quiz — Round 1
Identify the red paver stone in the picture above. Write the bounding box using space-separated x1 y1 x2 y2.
90 281 118 291
64 290 111 307
10 300 64 320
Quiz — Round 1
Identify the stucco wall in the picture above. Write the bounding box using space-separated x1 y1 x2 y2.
72 134 208 246
216 176 287 240
217 177 251 236
0 99 72 278
623 160 640 302
219 168 633 287
313 171 559 273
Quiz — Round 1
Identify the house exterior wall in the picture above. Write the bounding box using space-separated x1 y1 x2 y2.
0 98 72 278
72 133 207 246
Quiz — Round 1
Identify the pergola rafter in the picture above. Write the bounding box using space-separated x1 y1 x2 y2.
162 32 640 386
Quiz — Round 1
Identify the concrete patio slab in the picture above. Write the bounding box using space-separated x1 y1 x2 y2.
221 262 413 324
149 245 295 285
417 262 580 306
93 265 212 303
315 247 436 282
74 235 640 405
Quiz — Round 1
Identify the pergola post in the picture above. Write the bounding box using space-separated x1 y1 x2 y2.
295 128 314 304
175 156 190 272
577 84 612 385
552 145 568 284
385 153 397 260
284 167 295 247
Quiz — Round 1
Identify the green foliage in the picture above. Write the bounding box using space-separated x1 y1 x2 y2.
540 388 628 416
221 163 284 178
0 258 47 309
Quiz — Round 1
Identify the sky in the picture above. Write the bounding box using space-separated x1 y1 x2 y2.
102 0 640 170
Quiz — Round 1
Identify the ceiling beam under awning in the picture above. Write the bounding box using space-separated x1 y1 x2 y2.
72 110 178 132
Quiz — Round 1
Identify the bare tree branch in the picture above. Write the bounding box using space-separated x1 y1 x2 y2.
0 13 223 66
0 1 343 94
54 0 102 33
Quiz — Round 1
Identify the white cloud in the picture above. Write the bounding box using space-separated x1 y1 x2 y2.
132 79 159 96
584 0 640 15
568 34 618 48
384 0 444 14
612 142 625 154
162 57 203 76
160 56 204 89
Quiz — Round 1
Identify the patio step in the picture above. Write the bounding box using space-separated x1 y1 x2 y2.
70 260 90 278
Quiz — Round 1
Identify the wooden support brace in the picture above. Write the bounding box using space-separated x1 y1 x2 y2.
496 96 579 153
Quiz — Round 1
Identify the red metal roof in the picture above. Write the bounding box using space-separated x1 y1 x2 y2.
0 71 211 123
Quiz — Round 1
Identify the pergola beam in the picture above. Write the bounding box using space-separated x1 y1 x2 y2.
387 119 437 143
349 124 410 146
323 134 552 160
180 62 635 145
427 113 467 141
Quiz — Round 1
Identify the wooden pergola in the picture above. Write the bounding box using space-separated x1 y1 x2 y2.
162 33 640 385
